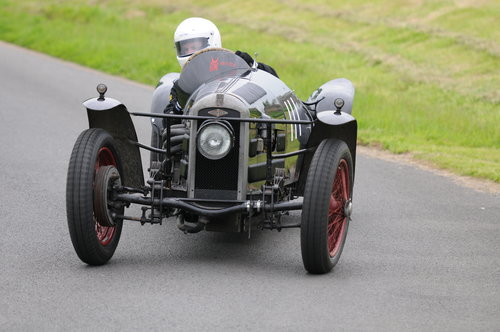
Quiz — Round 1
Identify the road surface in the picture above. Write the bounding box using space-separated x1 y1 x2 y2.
0 41 499 331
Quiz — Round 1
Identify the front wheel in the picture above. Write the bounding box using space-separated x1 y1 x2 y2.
301 139 353 274
66 128 124 265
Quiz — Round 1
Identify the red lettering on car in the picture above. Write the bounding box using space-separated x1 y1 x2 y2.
220 61 236 67
210 58 219 72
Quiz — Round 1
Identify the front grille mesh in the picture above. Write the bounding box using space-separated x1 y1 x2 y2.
195 109 240 195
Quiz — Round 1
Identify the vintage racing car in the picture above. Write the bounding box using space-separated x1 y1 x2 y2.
66 49 357 274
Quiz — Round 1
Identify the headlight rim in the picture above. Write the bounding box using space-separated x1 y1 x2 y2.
196 120 235 160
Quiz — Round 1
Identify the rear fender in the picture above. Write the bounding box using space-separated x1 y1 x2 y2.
84 97 144 188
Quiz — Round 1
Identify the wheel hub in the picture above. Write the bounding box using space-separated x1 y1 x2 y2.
343 199 353 218
94 165 121 227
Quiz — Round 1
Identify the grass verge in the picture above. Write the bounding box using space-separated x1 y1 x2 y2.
1 0 498 182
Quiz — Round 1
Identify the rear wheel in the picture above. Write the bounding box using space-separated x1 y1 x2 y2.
301 139 353 274
66 128 124 265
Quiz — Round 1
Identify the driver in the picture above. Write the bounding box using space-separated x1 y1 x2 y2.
165 17 279 116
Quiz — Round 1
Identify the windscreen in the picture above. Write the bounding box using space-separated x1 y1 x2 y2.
177 49 250 95
175 37 209 57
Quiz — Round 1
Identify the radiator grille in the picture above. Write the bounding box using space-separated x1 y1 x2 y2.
194 109 240 197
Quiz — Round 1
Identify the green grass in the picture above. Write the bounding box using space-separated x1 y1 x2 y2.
1 0 499 182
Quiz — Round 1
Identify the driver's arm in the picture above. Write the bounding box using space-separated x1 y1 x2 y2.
164 83 182 115
164 79 190 114
235 50 279 78
163 81 183 127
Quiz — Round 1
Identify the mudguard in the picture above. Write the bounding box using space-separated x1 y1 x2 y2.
83 97 144 188
295 78 357 196
295 119 357 196
308 78 355 114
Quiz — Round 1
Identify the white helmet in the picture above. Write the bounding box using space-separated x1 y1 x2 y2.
174 17 222 68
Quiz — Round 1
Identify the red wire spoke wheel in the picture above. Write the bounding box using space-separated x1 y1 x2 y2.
66 128 124 265
301 139 353 274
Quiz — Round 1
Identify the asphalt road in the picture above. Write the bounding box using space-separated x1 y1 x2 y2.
0 41 499 331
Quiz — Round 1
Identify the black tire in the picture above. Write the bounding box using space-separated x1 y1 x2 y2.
66 128 123 265
301 139 353 274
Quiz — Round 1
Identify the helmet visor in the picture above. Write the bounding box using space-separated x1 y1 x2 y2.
175 37 209 57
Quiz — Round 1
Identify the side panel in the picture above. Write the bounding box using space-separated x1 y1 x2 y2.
150 73 180 164
86 105 144 188
151 73 180 128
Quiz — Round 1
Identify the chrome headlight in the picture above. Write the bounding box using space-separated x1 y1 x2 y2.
197 120 234 160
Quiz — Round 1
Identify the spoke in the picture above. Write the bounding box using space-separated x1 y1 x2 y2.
328 222 341 250
328 233 336 251
332 173 341 197
329 194 341 217
328 218 344 254
340 167 348 199
328 216 342 234
328 159 350 257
